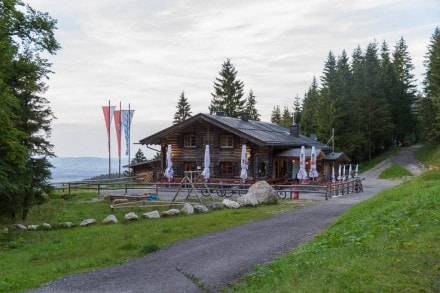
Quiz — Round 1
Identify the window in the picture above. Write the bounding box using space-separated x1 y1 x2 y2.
184 134 196 147
220 135 233 148
220 162 233 175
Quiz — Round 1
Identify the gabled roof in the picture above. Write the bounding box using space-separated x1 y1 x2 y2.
324 152 351 162
139 113 331 150
276 148 325 158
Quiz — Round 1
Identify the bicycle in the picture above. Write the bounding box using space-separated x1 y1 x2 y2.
354 177 364 193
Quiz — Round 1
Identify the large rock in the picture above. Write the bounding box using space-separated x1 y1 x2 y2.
42 223 52 229
181 203 194 215
206 202 223 210
162 209 180 216
237 193 259 207
13 224 27 230
222 199 240 209
61 222 75 228
193 204 209 213
27 224 39 230
247 181 278 204
124 212 138 221
80 219 96 226
143 210 160 219
103 215 118 224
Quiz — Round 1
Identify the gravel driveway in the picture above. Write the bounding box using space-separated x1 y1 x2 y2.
29 148 423 293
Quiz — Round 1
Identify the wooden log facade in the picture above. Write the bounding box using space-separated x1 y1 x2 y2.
139 113 349 182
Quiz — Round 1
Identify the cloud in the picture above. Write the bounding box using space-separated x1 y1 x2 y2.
26 0 440 157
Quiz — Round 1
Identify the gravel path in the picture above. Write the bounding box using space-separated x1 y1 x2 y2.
29 148 423 293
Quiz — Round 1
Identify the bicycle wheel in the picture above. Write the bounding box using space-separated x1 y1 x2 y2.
216 187 227 197
200 188 211 197
277 191 287 199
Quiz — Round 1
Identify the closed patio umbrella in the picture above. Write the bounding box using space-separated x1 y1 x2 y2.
164 144 174 181
309 146 319 179
201 145 210 181
240 145 248 182
297 146 308 181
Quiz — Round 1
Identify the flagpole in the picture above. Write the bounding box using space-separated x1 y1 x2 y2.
108 100 111 179
118 101 122 178
128 103 131 170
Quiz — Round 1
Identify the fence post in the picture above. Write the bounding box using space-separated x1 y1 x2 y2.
68 183 71 195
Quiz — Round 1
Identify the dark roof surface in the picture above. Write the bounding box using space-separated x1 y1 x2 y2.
140 113 331 150
276 148 325 158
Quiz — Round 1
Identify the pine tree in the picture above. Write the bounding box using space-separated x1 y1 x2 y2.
173 91 192 124
300 77 319 136
281 106 292 127
0 1 60 219
391 37 417 145
422 27 440 141
244 89 260 120
131 148 147 164
360 42 393 160
270 105 282 124
209 59 245 118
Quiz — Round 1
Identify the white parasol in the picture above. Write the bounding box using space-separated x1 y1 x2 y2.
332 165 336 182
201 145 210 180
240 145 248 182
355 164 359 177
164 144 174 181
308 146 319 179
348 164 352 179
338 164 342 180
297 146 308 180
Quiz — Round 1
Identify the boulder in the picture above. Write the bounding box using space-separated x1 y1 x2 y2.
2 227 8 233
143 210 160 219
103 215 118 224
247 181 278 204
42 223 52 229
61 222 75 228
237 193 259 207
80 219 96 226
222 199 240 209
27 224 39 230
162 209 180 216
193 204 209 213
181 203 194 215
13 224 27 230
124 212 138 221
206 202 223 210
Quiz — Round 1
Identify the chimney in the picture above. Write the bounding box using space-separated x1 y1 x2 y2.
216 111 224 116
241 112 249 121
290 125 300 137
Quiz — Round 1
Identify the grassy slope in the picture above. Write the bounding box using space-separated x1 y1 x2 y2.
230 170 440 292
229 147 440 292
0 196 308 293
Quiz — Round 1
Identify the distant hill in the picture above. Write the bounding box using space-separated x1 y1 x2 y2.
49 157 125 182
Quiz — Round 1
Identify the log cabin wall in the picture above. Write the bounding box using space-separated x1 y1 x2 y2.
154 121 274 181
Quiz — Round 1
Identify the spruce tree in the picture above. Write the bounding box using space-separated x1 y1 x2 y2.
131 148 147 164
300 77 319 136
244 89 260 120
281 106 292 128
0 0 60 219
422 27 440 141
173 91 192 124
209 59 245 118
270 105 282 124
392 37 417 145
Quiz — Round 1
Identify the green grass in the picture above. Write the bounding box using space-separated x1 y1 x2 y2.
0 194 310 293
358 147 401 173
379 163 413 179
228 169 440 292
416 143 440 167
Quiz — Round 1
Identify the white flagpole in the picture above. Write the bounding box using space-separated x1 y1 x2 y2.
108 100 111 179
128 103 131 170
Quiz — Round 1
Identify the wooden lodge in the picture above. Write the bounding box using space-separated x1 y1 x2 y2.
137 112 350 183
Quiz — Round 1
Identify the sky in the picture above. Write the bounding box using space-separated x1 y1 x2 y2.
25 0 439 160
